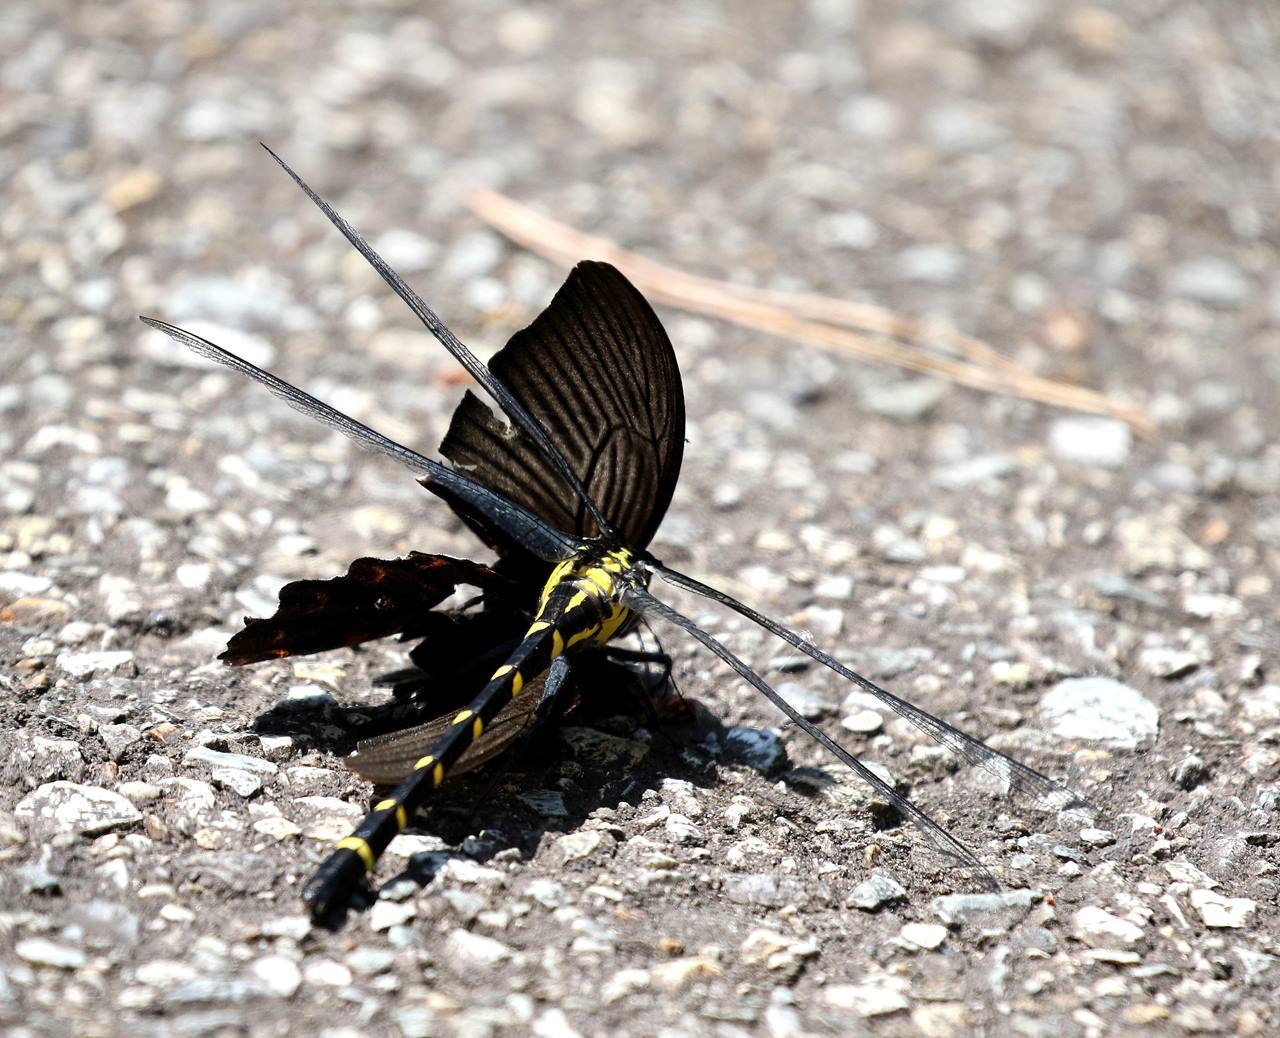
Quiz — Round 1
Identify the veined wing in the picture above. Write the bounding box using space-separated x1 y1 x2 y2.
261 146 617 542
347 672 549 785
441 262 685 550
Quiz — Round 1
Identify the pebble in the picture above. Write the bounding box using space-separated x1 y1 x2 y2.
840 708 885 734
1139 647 1204 679
1073 906 1146 947
518 790 567 817
933 453 1015 488
1113 517 1213 573
17 852 61 894
556 831 610 862
860 379 949 420
930 890 1044 933
369 900 417 932
444 929 513 969
1166 257 1252 305
182 746 277 776
346 947 395 977
739 929 820 972
99 724 142 760
847 872 907 910
56 650 135 678
1039 678 1160 749
722 727 787 771
822 979 910 1016
211 769 264 798
1048 417 1132 469
898 923 948 950
813 573 854 599
896 245 965 284
249 955 302 998
1172 755 1210 790
16 781 143 835
16 937 88 970
303 960 353 988
1190 889 1256 929
776 682 837 720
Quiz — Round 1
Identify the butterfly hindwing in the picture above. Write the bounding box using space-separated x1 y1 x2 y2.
221 553 505 665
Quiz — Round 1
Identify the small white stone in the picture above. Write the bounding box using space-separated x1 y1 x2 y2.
176 563 212 589
16 781 142 835
899 923 948 950
1190 889 1256 929
303 959 352 987
369 899 417 932
56 650 134 678
556 830 605 861
1073 906 1145 947
1048 416 1132 469
250 955 302 998
16 937 87 969
444 928 513 968
840 708 885 734
253 816 302 840
822 980 909 1016
1040 678 1159 749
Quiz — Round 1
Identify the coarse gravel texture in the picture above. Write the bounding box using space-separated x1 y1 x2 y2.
3 2 1279 1037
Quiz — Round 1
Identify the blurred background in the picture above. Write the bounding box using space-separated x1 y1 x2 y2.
3 2 1279 1036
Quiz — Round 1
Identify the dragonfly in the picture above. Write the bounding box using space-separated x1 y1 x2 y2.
143 146 1081 922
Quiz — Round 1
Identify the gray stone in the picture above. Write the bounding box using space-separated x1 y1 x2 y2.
248 955 302 998
931 889 1044 932
444 928 513 968
99 723 143 760
1039 678 1159 749
1173 754 1210 790
722 727 787 772
56 650 134 678
847 872 906 910
860 378 949 420
211 768 263 798
15 781 143 835
776 682 837 720
1166 257 1252 305
183 746 279 775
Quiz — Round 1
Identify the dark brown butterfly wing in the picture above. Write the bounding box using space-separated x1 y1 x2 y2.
440 261 685 550
221 553 505 665
347 674 550 785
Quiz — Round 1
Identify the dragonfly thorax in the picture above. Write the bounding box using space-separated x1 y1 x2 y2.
532 545 648 653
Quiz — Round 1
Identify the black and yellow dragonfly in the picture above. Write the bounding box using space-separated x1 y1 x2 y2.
143 147 1080 921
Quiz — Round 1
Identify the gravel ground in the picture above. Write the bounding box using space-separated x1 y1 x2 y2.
3 2 1279 1036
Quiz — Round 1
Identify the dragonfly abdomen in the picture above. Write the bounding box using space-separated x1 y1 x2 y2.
302 545 639 917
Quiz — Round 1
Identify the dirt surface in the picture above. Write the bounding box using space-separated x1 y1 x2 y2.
3 2 1278 1036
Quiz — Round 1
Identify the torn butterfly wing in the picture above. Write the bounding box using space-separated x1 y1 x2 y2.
221 553 506 665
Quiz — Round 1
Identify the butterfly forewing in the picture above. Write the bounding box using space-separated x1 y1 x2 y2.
441 261 685 550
